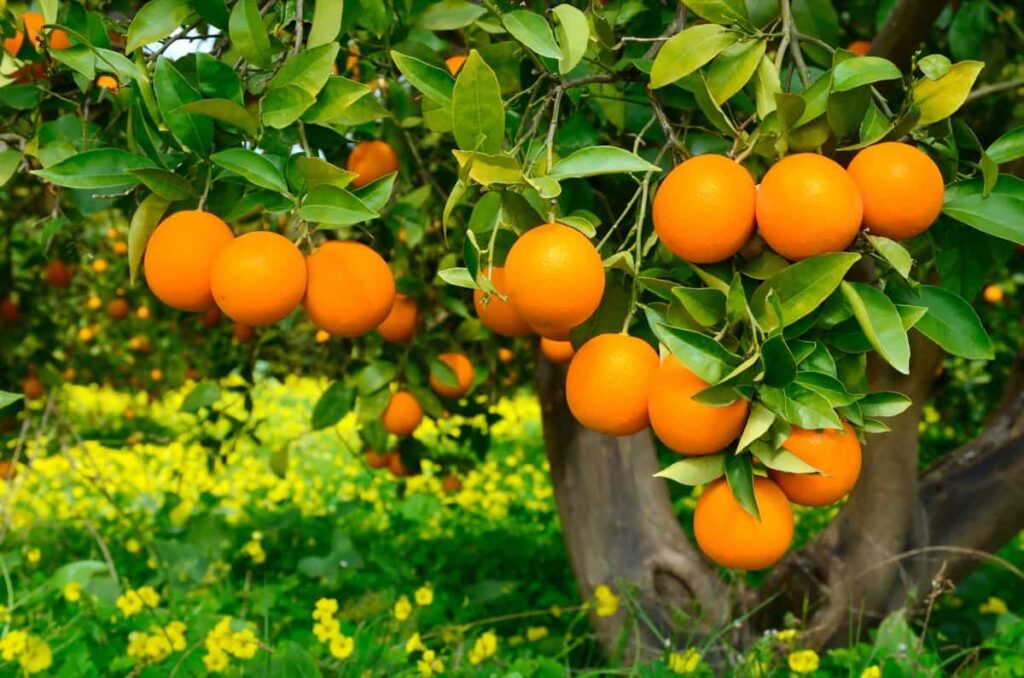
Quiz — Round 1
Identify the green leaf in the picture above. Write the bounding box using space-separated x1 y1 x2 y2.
831 56 902 92
33 148 154 190
840 282 910 374
128 194 172 284
293 157 357 190
912 60 984 127
650 322 741 384
795 371 857 406
52 45 96 80
352 173 397 213
762 335 797 388
755 55 782 119
725 453 759 520
263 85 317 129
654 454 726 486
312 382 355 430
987 126 1024 165
452 151 522 186
943 176 1024 245
918 54 951 80
391 51 454 106
211 149 289 193
726 274 747 327
126 0 195 54
858 391 912 418
762 384 843 430
706 39 766 105
452 51 504 154
0 391 23 410
552 5 589 75
308 0 343 48
750 444 822 473
650 24 739 89
547 146 659 180
177 98 259 137
229 0 272 69
438 267 477 289
154 58 213 155
94 49 150 84
419 0 486 30
683 0 748 24
671 286 725 328
180 382 221 413
502 10 561 60
755 252 860 329
268 43 340 96
908 285 993 359
129 168 195 201
0 151 21 186
303 77 371 124
736 402 775 452
866 234 912 278
299 185 377 226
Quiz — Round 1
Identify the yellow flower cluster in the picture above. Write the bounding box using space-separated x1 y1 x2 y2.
126 621 187 664
468 629 498 665
0 631 52 674
203 617 260 672
417 648 445 676
63 582 82 602
312 598 354 660
241 531 266 564
594 584 620 617
116 586 161 617
668 648 701 674
979 596 1009 615
394 595 413 621
788 649 820 674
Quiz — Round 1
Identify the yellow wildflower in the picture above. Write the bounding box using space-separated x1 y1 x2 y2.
63 582 83 602
126 538 142 554
26 548 41 565
328 633 354 660
526 626 548 641
203 649 230 673
594 584 620 617
468 630 498 665
394 595 412 621
313 618 340 642
861 667 881 678
227 628 259 659
668 648 701 674
776 629 797 643
0 630 28 660
19 636 52 674
137 586 161 608
788 649 820 674
418 648 444 676
166 621 188 651
116 590 144 617
406 632 426 653
415 585 434 606
980 596 1009 615
313 597 339 621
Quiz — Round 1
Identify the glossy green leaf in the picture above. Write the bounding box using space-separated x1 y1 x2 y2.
269 43 340 96
865 234 912 278
128 193 172 284
552 5 589 75
0 391 23 410
308 0 343 48
34 148 154 190
154 58 212 154
840 282 910 374
912 60 984 126
683 0 748 24
452 51 504 154
725 453 759 520
229 0 271 69
755 55 782 118
671 287 725 328
263 85 316 129
547 146 659 180
918 54 951 80
437 267 477 289
312 382 356 429
650 322 741 384
418 0 486 30
795 371 857 407
750 445 821 474
502 10 561 60
650 24 739 89
909 285 993 359
736 402 775 452
706 39 766 105
0 151 21 186
126 0 195 54
130 168 195 201
177 99 258 137
987 126 1024 165
858 391 912 418
211 149 289 193
391 51 454 105
452 151 522 186
831 56 902 92
299 185 377 226
352 172 397 213
654 454 726 486
943 176 1024 244
762 335 797 388
756 252 860 329
303 77 371 124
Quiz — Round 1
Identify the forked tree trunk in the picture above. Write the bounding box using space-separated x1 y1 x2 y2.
535 358 728 658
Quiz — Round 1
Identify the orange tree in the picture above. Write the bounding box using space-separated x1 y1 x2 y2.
0 0 1023 659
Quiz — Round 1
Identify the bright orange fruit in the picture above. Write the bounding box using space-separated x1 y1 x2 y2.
304 241 396 337
847 142 944 240
565 334 659 436
474 267 532 338
347 141 399 188
377 294 418 343
211 232 307 326
144 210 234 312
430 352 474 399
382 391 423 437
693 477 794 570
769 422 862 506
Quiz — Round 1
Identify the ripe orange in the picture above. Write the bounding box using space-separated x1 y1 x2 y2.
112 240 128 255
847 40 872 56
144 210 234 312
430 352 474 398
497 347 514 364
648 356 749 455
377 293 418 342
653 154 757 263
1 298 20 324
92 258 108 273
304 242 396 337
756 154 863 260
232 322 255 343
382 391 423 437
43 260 72 288
768 422 862 506
3 28 23 56
96 75 118 91
566 334 659 436
983 285 1004 304
366 449 390 469
22 13 69 49
315 329 330 343
474 267 532 337
693 477 794 570
388 452 410 478
347 140 399 188
847 142 944 240
540 338 575 364
445 55 466 75
442 473 462 493
504 223 605 340
22 373 44 400
211 231 307 326
136 306 150 320
106 298 130 320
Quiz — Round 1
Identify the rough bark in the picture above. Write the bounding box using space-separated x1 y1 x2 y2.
868 0 950 69
535 357 729 659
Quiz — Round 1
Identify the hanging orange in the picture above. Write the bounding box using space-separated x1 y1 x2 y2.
565 334 659 436
474 267 532 338
144 210 234 312
210 232 307 326
304 241 396 337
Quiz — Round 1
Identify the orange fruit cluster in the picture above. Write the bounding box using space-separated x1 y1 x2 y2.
143 211 397 341
652 142 943 263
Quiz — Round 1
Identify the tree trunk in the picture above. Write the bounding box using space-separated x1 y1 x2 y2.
535 357 729 659
868 0 950 68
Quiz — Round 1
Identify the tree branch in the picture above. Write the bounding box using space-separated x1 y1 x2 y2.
868 0 950 69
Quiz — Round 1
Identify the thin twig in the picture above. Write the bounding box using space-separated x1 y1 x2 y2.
965 77 1024 103
291 0 305 56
